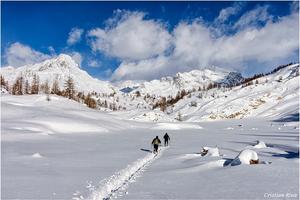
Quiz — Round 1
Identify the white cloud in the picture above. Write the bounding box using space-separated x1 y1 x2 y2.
3 42 84 68
88 59 101 68
48 46 56 55
112 56 170 81
69 51 83 66
215 12 298 64
111 9 299 81
233 5 271 30
290 1 299 13
67 27 84 46
215 2 244 23
3 42 51 67
88 10 171 61
172 21 214 68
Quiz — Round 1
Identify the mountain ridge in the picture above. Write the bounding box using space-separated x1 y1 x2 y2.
1 54 299 122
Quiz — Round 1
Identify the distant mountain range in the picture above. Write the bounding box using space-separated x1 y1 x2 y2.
1 54 299 122
1 54 244 96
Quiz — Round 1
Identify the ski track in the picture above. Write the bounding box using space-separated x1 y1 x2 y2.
87 147 167 200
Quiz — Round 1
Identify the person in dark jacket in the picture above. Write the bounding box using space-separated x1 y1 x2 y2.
163 133 170 146
151 136 161 153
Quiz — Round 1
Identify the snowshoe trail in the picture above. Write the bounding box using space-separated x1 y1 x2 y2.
89 147 167 200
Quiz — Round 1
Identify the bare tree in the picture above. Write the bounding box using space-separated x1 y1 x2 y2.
51 77 60 95
25 80 30 94
31 74 40 94
44 80 50 94
64 75 75 99
84 93 97 108
12 75 24 95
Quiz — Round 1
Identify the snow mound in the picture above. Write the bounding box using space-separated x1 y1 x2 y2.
201 147 220 157
152 123 203 130
31 153 43 158
225 127 234 130
253 140 267 149
230 149 259 166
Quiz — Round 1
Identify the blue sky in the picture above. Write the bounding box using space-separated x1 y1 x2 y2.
1 1 299 81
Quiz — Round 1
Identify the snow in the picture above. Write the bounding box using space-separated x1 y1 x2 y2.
131 111 176 122
229 149 259 166
89 147 167 200
2 95 299 199
152 122 202 130
118 67 242 97
201 146 220 157
1 63 299 199
173 64 299 122
1 54 298 124
1 54 116 94
31 153 43 158
253 140 267 149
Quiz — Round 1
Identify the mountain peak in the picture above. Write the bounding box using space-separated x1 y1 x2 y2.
55 54 79 68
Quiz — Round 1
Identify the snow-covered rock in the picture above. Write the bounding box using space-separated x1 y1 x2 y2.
253 140 267 149
31 153 43 158
201 147 220 157
230 149 259 166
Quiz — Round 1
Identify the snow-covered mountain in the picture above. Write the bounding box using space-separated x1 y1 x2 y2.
1 54 116 94
1 54 299 123
122 63 299 122
1 54 244 97
117 67 244 97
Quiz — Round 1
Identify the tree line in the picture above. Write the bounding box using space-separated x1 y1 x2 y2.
0 74 99 109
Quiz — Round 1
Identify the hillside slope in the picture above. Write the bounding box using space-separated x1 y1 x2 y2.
1 54 116 94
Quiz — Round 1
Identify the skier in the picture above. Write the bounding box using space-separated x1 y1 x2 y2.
163 133 170 146
151 136 161 153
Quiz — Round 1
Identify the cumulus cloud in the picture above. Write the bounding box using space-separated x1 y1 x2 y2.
112 56 171 81
110 9 299 81
3 42 51 67
2 43 85 69
87 10 171 61
67 27 84 46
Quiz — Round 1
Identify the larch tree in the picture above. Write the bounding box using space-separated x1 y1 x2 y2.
25 80 30 94
12 75 24 95
64 75 75 99
31 74 40 94
0 75 6 88
51 76 60 95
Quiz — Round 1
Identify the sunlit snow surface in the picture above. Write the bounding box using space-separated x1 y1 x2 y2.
1 95 299 199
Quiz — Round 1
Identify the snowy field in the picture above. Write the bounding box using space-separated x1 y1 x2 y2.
1 95 299 199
